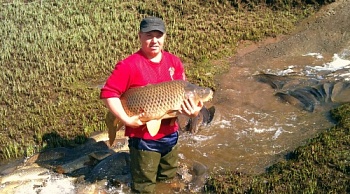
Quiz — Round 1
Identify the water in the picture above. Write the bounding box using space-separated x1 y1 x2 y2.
177 47 350 176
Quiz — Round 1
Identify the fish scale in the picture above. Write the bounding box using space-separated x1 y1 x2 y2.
121 80 188 120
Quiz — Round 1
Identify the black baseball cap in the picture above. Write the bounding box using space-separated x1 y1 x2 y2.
139 16 166 33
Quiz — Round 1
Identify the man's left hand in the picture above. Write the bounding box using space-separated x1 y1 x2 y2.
179 98 203 117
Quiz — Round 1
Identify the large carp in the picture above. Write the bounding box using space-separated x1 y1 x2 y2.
106 80 213 145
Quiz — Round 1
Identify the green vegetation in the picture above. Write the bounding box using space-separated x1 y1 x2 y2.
0 0 328 161
205 103 350 193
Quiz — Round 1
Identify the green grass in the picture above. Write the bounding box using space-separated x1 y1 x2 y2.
0 0 323 160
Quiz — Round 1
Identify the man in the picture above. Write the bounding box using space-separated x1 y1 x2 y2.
100 16 203 193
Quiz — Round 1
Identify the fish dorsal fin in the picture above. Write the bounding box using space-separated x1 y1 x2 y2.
146 120 162 137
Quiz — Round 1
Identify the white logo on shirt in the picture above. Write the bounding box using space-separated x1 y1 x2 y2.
169 67 175 80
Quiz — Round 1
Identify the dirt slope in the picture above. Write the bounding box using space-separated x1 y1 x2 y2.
234 0 350 67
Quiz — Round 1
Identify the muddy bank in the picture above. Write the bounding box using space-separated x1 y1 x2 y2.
232 0 350 68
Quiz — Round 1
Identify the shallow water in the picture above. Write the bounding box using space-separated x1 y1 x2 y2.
177 47 350 175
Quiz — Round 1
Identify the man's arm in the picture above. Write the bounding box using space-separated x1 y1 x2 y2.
102 98 145 128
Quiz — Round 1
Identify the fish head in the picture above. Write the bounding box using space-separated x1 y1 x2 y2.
184 83 213 103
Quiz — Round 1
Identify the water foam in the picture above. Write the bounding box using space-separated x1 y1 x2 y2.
38 178 75 194
302 52 324 59
309 53 350 71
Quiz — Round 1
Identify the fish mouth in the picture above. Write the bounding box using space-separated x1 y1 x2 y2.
202 90 214 102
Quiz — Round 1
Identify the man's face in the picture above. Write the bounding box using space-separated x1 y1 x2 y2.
139 30 165 59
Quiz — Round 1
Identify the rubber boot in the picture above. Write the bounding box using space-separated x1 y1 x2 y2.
130 147 161 193
157 144 179 181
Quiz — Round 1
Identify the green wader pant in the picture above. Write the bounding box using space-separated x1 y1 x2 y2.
130 145 178 193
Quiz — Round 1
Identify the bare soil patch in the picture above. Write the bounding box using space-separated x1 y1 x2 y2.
233 0 350 66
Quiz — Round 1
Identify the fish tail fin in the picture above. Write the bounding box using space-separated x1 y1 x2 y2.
105 111 124 147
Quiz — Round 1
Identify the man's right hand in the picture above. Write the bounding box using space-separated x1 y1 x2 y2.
124 113 146 128
103 98 146 128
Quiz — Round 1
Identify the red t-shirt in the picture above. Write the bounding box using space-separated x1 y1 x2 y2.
100 49 185 140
